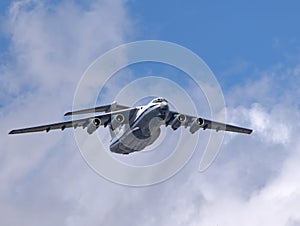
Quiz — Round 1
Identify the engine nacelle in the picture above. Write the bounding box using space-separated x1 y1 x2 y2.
189 118 204 134
171 114 186 130
110 114 125 130
87 118 101 134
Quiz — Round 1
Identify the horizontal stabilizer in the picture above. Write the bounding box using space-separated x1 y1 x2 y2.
64 102 130 116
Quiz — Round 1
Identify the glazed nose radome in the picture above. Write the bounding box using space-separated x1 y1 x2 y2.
160 101 169 110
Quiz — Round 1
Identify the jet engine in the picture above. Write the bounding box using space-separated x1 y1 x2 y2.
87 118 101 134
189 118 204 134
171 114 186 130
110 114 125 129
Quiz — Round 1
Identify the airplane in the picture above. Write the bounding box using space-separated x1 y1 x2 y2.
9 97 252 154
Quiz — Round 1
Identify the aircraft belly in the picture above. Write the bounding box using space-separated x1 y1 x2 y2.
109 127 161 154
109 106 165 154
110 137 146 154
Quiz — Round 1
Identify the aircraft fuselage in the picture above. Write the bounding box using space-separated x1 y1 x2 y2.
109 99 169 154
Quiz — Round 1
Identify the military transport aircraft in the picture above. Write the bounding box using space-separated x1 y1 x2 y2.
9 97 252 154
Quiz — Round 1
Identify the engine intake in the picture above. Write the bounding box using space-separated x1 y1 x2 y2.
189 118 204 134
111 114 125 129
87 118 101 134
171 114 186 130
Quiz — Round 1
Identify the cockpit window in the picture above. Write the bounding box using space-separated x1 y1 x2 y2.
153 98 162 103
152 98 167 103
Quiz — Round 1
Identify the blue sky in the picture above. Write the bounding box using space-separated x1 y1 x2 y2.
1 1 300 226
129 1 300 65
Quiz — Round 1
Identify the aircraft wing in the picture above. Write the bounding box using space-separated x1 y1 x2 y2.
166 111 252 134
9 108 138 135
64 102 130 116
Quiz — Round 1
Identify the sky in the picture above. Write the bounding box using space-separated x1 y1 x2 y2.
1 0 300 225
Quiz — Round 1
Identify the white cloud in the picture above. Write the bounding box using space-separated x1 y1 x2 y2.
0 0 133 225
186 140 300 226
226 102 292 145
2 1 128 94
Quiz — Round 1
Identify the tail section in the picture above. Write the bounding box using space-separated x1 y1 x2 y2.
64 101 130 116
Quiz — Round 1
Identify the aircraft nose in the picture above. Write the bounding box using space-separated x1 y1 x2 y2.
159 102 169 119
160 102 169 110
